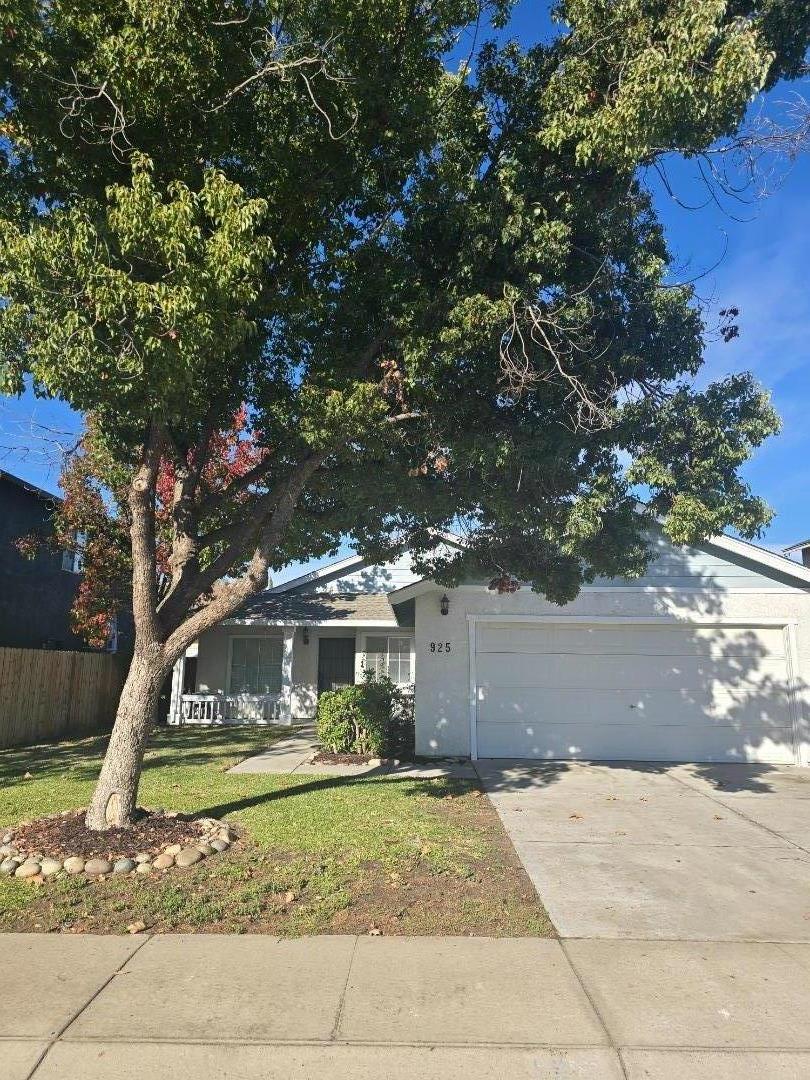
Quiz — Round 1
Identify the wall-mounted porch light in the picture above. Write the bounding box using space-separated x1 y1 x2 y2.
440 594 450 616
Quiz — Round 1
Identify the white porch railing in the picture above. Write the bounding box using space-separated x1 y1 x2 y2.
171 693 283 726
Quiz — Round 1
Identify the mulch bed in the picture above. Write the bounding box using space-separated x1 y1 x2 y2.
10 809 204 861
312 751 396 765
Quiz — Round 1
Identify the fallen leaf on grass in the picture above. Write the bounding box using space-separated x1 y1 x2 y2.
127 921 147 934
368 926 382 936
283 891 296 904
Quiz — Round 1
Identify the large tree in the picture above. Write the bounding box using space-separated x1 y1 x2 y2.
0 1 807 829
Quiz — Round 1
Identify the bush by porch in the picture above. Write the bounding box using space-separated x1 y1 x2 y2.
316 675 414 759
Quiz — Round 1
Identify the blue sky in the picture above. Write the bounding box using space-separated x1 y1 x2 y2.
1 2 808 582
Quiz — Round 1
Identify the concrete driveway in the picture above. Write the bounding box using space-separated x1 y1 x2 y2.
469 759 810 1076
475 758 810 940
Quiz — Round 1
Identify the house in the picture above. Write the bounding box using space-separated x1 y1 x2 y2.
0 469 87 651
168 528 810 767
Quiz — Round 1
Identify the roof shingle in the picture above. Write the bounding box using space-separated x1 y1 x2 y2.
227 591 397 624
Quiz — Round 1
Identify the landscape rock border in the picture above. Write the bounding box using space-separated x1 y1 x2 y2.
0 815 237 882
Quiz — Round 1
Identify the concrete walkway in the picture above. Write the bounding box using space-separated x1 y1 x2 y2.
229 725 477 779
6 932 810 1079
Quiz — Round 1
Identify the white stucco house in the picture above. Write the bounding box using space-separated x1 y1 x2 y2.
168 528 810 766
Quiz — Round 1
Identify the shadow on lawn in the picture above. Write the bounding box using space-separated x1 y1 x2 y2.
198 773 468 820
0 726 287 786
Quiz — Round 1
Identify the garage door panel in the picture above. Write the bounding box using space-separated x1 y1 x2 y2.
478 686 794 730
474 620 797 764
475 720 797 763
478 653 787 692
476 623 786 659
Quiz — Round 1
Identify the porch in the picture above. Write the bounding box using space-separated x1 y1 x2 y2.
171 691 285 727
166 620 414 728
167 627 295 728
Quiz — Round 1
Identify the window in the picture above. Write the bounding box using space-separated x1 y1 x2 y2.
364 636 412 685
228 637 283 695
105 615 119 654
61 548 83 574
61 531 86 573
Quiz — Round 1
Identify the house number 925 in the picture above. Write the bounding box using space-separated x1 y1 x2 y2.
429 642 451 653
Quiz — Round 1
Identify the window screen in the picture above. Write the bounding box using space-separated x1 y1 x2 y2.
364 636 412 685
229 638 283 694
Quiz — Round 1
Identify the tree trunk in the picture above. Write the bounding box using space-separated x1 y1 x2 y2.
83 435 328 831
85 650 170 830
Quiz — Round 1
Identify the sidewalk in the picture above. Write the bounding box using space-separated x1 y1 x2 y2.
228 725 477 778
4 933 810 1079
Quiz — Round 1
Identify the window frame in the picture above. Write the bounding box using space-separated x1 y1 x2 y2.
61 548 84 574
361 633 415 687
226 635 284 696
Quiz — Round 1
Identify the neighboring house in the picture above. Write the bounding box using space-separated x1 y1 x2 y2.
168 528 810 767
0 469 87 650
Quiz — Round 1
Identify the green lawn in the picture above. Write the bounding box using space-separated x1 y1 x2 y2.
0 727 552 936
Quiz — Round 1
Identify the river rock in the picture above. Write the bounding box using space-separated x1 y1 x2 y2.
163 844 182 857
152 853 174 870
0 857 21 874
175 847 203 867
39 858 62 876
113 858 136 874
210 838 229 852
134 853 152 863
84 858 113 876
136 860 153 874
15 860 41 878
63 857 85 874
1 833 12 844
0 844 17 859
194 843 214 857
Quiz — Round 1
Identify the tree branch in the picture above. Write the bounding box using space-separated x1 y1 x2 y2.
162 447 332 657
196 453 276 518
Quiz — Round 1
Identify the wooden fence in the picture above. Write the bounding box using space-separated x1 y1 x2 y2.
0 648 127 750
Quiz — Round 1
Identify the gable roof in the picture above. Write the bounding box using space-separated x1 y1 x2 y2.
270 553 366 595
0 469 61 506
269 529 466 595
388 529 810 602
706 532 810 587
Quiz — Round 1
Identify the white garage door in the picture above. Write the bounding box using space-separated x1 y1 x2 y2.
474 621 798 763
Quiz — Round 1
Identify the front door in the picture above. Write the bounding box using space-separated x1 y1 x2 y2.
317 637 356 693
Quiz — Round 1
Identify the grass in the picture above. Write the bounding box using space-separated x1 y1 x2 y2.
0 727 552 937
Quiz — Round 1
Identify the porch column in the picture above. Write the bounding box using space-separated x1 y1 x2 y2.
280 626 295 726
168 652 186 726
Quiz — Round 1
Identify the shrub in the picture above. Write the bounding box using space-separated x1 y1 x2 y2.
316 673 414 758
